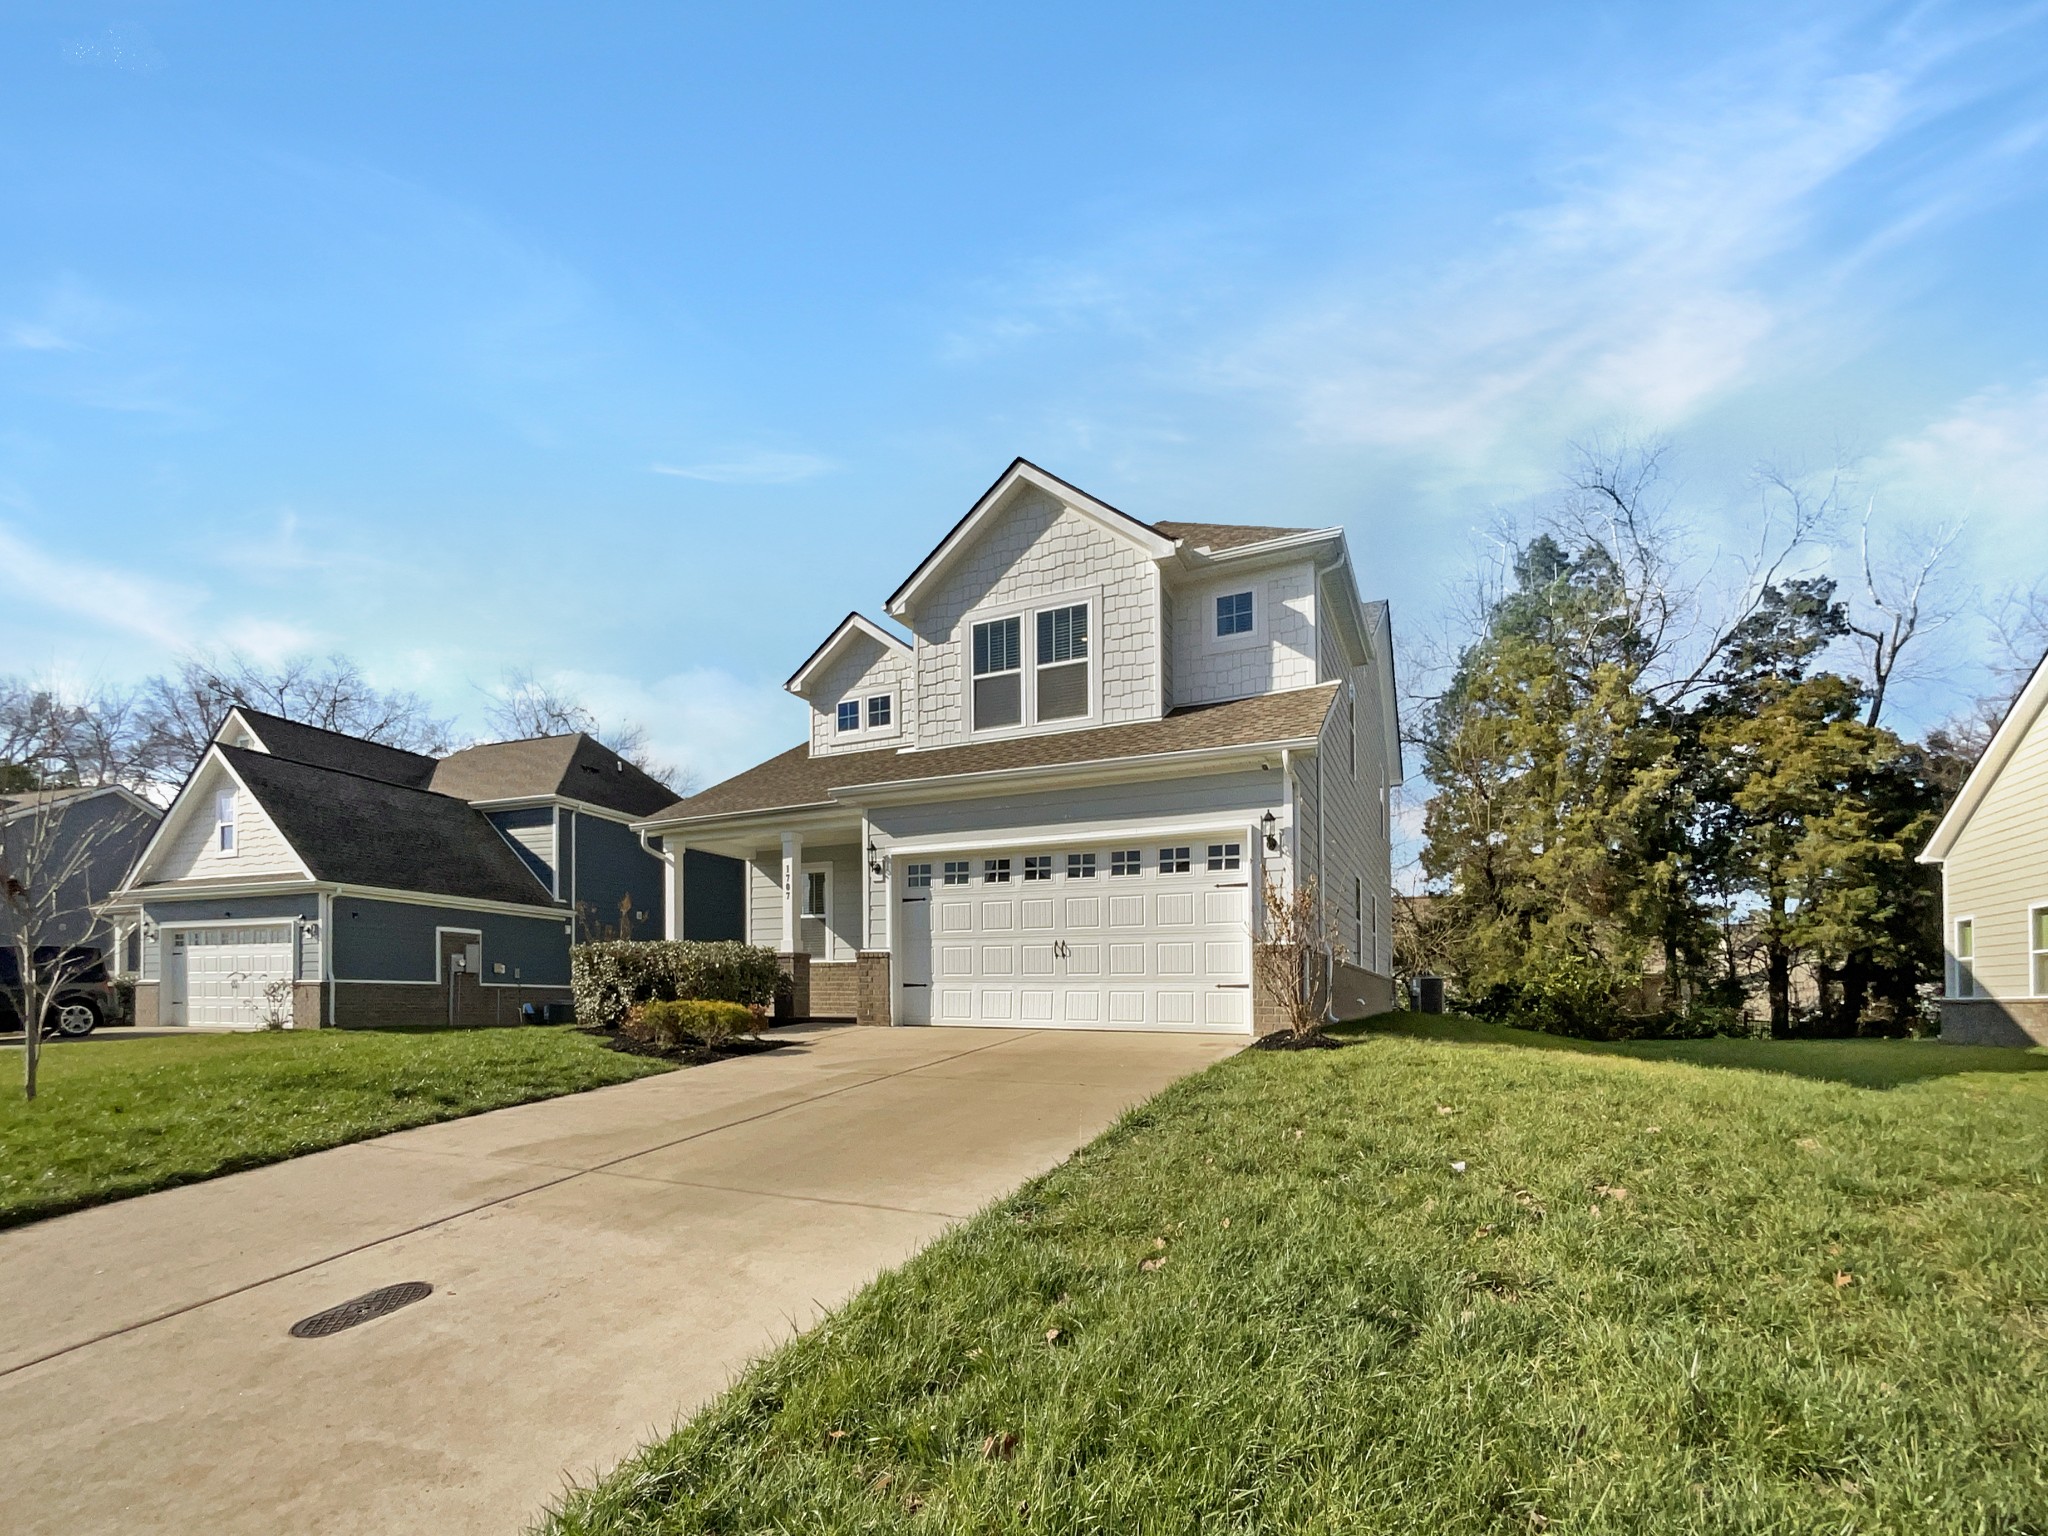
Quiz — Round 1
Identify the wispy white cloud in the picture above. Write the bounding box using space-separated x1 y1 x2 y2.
1874 376 2048 551
651 451 836 484
0 521 200 651
503 663 799 791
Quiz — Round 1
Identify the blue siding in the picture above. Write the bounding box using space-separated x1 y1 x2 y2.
564 810 665 942
683 849 744 941
331 898 571 986
143 893 320 922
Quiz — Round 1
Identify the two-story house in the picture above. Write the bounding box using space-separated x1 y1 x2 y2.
110 707 742 1029
636 459 1401 1034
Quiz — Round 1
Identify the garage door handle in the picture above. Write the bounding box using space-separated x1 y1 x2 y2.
901 981 928 988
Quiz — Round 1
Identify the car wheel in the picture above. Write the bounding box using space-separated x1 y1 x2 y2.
52 1001 100 1037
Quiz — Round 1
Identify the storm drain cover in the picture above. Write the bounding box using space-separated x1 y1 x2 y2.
289 1282 433 1339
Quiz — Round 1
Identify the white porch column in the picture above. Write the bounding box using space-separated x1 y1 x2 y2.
665 841 686 942
780 831 802 952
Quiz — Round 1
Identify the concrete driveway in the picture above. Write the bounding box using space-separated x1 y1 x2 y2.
0 1024 1235 1535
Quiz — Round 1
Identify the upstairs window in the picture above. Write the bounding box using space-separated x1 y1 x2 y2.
1216 591 1255 637
1023 855 1053 881
867 694 892 728
214 790 238 855
836 701 860 734
1954 918 1976 997
1036 604 1090 721
972 617 1023 729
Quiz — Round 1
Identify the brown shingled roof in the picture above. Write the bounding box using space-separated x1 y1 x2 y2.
430 734 676 817
1153 520 1320 552
646 685 1338 824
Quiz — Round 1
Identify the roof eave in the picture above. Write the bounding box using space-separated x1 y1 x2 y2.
785 612 912 695
1919 648 2048 863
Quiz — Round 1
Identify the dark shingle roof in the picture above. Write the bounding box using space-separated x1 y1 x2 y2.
1153 520 1320 552
204 746 559 907
648 685 1339 824
233 708 438 788
429 734 676 817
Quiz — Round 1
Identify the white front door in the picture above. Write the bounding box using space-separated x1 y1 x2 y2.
168 924 297 1027
902 840 1252 1033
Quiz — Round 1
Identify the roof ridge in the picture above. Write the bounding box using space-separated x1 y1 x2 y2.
230 705 439 759
218 743 471 801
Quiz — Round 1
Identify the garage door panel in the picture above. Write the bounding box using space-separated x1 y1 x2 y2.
905 839 1252 1034
171 924 296 1027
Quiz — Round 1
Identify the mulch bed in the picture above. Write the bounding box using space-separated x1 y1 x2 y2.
1250 1030 1351 1051
581 1027 791 1066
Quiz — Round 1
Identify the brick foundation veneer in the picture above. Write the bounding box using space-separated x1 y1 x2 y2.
808 960 859 1019
1942 998 2048 1047
332 983 571 1030
132 980 160 1027
776 953 810 1021
856 951 892 1026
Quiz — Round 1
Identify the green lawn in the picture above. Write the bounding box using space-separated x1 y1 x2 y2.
542 1018 2048 1535
0 1026 674 1228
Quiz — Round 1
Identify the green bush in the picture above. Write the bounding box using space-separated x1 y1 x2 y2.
623 998 757 1051
570 940 782 1030
1470 952 1758 1041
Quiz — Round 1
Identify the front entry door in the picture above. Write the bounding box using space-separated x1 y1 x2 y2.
898 893 931 1025
439 930 483 1027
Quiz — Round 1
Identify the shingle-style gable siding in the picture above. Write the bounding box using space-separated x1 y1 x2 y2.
909 488 1160 747
808 633 914 756
1168 561 1318 709
1944 703 2048 1000
149 760 303 883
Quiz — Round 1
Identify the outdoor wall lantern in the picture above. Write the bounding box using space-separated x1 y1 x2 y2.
868 840 886 878
1261 810 1279 851
300 919 320 942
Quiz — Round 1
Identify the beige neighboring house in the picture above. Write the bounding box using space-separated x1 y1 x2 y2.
1919 652 2048 1046
635 458 1402 1035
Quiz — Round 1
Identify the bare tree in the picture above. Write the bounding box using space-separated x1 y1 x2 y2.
2 793 126 1099
482 669 685 791
1255 873 1346 1040
1846 503 1963 729
135 654 454 788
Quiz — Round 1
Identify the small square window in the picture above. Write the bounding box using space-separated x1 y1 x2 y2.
1110 849 1141 876
1023 855 1053 881
905 863 933 889
1207 842 1241 871
984 858 1011 883
942 860 971 886
1159 846 1191 873
836 701 860 733
867 694 892 728
1216 591 1255 637
1067 852 1097 879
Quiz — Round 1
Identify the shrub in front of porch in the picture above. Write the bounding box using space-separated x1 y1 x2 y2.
571 940 783 1029
623 998 757 1051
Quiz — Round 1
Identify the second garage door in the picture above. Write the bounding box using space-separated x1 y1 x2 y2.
898 838 1252 1033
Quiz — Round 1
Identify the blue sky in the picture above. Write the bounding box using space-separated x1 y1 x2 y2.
4 2 2047 789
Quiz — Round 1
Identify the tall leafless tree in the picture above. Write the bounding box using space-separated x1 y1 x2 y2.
482 668 685 791
2 792 126 1099
1846 503 1962 730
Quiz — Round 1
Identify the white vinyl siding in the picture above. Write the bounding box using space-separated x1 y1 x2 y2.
1941 694 2048 1001
1168 562 1318 708
807 634 913 757
147 764 303 883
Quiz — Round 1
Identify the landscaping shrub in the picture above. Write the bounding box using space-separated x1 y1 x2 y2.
570 940 782 1030
1469 952 1758 1041
622 998 757 1051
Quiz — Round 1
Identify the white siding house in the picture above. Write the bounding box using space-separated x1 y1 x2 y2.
639 459 1401 1034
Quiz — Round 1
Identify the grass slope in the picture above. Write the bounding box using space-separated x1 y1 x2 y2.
544 1019 2048 1535
0 1026 672 1228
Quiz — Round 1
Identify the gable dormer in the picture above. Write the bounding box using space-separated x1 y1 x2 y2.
786 613 916 756
885 460 1178 749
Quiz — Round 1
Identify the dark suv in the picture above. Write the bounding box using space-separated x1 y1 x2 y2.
0 947 125 1037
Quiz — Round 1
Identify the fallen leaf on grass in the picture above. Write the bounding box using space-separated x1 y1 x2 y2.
1796 1137 1823 1153
1450 1161 1467 1175
982 1432 1019 1461
828 1429 848 1440
1153 1236 1167 1249
1644 1125 1661 1134
1594 1184 1630 1202
1045 1328 1063 1345
871 1472 893 1492
1437 1105 1455 1116
1140 1256 1167 1272
1834 1270 1854 1288
1220 1217 1230 1229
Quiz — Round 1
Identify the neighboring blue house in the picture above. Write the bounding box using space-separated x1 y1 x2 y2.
111 707 741 1029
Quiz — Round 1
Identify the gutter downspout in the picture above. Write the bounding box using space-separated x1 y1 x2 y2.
637 826 679 941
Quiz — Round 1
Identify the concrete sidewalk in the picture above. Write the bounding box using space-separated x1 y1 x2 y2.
0 1024 1236 1535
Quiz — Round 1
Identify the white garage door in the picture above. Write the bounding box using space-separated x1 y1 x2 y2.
898 839 1252 1033
169 924 297 1027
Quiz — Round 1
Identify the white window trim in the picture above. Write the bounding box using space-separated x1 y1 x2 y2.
214 790 240 858
1202 580 1268 655
800 862 837 959
828 686 901 743
963 587 1102 739
1951 913 1978 1000
2030 903 2048 999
